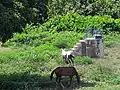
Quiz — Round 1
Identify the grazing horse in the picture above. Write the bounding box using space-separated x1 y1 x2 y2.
50 67 80 85
61 49 75 64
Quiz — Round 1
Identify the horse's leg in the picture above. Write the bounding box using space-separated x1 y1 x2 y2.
69 76 73 85
58 76 65 88
76 74 80 84
56 75 59 82
58 76 62 83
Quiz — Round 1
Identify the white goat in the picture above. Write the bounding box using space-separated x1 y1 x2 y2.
61 48 74 64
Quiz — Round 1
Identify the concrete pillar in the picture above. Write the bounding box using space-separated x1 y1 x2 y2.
80 40 86 56
85 38 97 58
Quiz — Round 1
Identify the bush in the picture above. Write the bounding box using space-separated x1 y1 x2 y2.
5 24 84 48
111 76 120 84
5 13 120 47
0 0 48 42
74 56 93 64
0 44 61 63
51 31 84 48
47 0 120 19
5 24 51 47
41 13 120 33
104 32 120 47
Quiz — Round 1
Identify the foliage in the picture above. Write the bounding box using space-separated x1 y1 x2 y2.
0 0 47 42
5 13 120 47
74 56 93 64
111 76 120 84
36 13 120 33
47 0 120 19
0 44 61 63
2 30 120 89
89 66 116 82
104 32 120 47
78 84 120 90
0 3 14 42
1 1 120 89
51 31 84 48
0 0 120 42
5 24 84 48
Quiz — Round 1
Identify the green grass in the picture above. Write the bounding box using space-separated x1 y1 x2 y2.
104 32 120 47
1 13 120 89
79 84 120 90
0 43 120 89
74 56 93 64
2 31 120 89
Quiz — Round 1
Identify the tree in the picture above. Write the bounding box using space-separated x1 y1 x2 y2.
0 0 48 42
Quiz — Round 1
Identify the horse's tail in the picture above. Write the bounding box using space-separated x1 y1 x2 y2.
73 67 80 83
50 68 56 80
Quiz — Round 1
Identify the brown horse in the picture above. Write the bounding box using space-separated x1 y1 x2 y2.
50 67 80 84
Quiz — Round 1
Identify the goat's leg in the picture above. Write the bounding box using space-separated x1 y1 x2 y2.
62 56 65 61
63 55 69 64
70 55 75 65
71 58 74 65
68 59 74 66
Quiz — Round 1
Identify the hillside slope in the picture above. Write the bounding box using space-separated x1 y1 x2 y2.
0 44 120 89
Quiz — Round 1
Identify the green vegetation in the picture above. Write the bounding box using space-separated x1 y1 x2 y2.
5 13 120 48
75 56 93 64
2 13 120 89
79 84 120 90
0 0 120 42
0 0 47 42
0 0 120 89
47 0 120 19
104 32 120 47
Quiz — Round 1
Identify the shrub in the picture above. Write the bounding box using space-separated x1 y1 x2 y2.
51 31 84 48
5 25 84 48
0 44 61 64
111 76 120 84
5 24 51 47
5 13 120 47
74 56 93 64
47 0 120 19
40 13 120 33
104 32 120 47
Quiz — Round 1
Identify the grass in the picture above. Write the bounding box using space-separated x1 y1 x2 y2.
0 44 120 89
79 84 120 90
1 32 120 89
